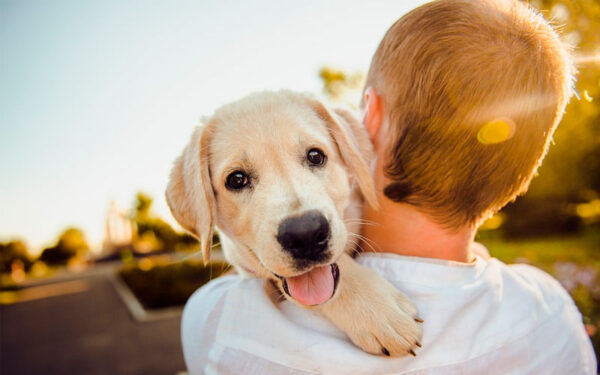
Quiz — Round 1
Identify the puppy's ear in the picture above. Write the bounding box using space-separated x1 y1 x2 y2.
308 98 380 210
166 124 216 264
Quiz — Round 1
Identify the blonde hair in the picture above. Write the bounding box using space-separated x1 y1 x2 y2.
365 0 574 227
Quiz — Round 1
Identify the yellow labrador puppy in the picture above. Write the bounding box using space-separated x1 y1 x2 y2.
166 91 422 357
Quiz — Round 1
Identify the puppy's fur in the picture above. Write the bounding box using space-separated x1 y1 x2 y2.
167 91 422 356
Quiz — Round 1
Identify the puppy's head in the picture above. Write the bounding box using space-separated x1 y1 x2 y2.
166 91 377 306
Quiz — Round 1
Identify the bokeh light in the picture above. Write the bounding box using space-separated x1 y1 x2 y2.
477 117 515 145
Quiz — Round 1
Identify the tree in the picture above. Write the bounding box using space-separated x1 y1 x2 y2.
39 228 89 266
498 0 600 236
0 240 32 274
132 192 199 252
135 192 153 222
525 0 600 201
319 67 364 105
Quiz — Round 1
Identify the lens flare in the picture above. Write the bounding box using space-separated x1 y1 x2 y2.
477 118 515 145
575 53 600 66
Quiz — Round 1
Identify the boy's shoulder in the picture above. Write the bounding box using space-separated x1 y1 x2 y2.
499 260 574 303
182 274 266 331
181 275 273 374
185 274 248 305
488 260 596 372
495 254 580 315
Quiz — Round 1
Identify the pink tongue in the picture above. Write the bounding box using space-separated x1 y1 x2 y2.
286 265 334 306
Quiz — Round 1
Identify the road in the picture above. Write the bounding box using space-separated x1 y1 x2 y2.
1 271 187 375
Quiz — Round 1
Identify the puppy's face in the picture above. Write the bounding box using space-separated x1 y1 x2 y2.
210 95 351 281
167 91 377 306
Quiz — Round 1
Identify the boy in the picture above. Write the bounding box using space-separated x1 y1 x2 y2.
181 0 596 373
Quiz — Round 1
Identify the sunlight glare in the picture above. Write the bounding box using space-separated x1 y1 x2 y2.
477 118 515 145
575 53 600 65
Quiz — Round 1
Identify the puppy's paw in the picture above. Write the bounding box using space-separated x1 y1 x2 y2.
319 257 423 357
346 279 423 357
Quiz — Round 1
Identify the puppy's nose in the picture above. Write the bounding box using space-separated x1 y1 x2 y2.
276 210 330 260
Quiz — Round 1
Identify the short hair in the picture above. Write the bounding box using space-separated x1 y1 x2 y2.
365 0 574 228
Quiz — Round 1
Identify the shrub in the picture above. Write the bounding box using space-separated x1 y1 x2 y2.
501 197 583 238
39 228 88 266
0 240 32 274
119 259 229 309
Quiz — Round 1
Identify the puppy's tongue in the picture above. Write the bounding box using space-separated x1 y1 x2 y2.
286 265 334 306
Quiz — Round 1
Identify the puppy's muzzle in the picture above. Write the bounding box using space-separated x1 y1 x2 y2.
276 210 330 262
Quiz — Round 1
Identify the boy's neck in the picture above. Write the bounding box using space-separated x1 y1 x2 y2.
360 97 477 263
361 196 476 263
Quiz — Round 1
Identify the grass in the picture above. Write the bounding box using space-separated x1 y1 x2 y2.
478 228 600 271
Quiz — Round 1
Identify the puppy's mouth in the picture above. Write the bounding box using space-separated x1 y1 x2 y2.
275 263 340 306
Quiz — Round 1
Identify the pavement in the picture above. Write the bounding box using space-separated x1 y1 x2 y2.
0 267 188 375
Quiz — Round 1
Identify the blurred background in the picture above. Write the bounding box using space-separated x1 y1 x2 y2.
1 0 598 374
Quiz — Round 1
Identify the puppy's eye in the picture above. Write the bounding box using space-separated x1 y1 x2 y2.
307 148 326 167
225 171 250 190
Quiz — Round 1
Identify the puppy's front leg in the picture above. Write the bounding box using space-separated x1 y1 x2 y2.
317 253 423 357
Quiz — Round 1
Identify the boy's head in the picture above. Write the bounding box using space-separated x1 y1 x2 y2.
363 0 574 228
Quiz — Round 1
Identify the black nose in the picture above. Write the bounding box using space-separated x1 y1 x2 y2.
276 211 330 260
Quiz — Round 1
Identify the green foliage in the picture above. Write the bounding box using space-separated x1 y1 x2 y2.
494 0 600 236
135 192 153 222
119 259 229 309
319 67 364 104
39 228 88 266
525 0 600 201
0 240 32 274
132 192 199 252
501 197 583 237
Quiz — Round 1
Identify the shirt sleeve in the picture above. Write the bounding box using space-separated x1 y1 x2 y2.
508 264 597 374
181 275 238 375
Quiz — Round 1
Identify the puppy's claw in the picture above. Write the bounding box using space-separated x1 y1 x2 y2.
414 317 424 323
415 341 422 348
408 349 417 357
382 347 390 357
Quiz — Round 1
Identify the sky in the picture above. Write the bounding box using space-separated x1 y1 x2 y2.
0 0 427 255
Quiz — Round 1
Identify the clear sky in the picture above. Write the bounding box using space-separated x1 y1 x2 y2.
0 0 426 255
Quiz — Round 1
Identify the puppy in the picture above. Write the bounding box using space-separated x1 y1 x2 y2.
166 90 422 357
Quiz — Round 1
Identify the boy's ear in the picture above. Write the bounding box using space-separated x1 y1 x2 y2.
306 97 380 211
165 123 216 264
362 86 384 145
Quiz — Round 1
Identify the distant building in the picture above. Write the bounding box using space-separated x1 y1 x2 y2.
102 201 134 256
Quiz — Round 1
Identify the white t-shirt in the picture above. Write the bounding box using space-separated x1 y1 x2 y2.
181 252 596 374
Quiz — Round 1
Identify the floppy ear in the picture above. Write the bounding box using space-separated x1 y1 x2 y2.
307 98 380 210
166 124 216 264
